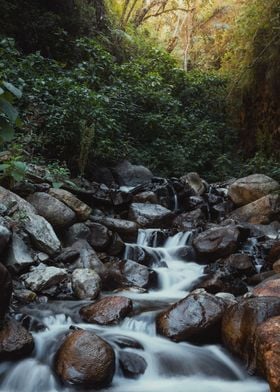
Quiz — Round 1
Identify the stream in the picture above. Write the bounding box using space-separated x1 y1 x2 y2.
0 229 269 392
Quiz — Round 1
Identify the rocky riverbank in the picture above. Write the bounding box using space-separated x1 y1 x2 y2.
0 162 279 391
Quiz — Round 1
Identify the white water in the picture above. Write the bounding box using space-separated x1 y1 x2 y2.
0 230 269 392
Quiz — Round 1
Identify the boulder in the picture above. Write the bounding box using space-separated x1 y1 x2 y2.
55 330 115 388
0 224 11 253
267 241 280 264
119 351 147 379
253 277 280 298
156 292 225 342
228 174 279 206
113 160 153 187
129 203 174 228
173 209 205 231
63 223 90 246
71 268 101 300
80 296 132 325
88 222 111 251
193 226 241 262
222 297 280 367
229 194 280 224
181 172 207 195
255 316 280 392
0 320 34 360
27 192 76 229
0 263 12 319
103 260 153 290
70 240 105 275
49 188 92 221
106 232 125 256
273 260 280 273
22 264 68 292
90 217 138 242
0 186 61 255
5 232 34 273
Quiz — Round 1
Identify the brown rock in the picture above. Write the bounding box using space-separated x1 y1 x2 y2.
0 320 34 360
193 226 241 262
229 194 280 224
267 241 280 264
49 188 92 221
55 330 115 388
253 278 280 298
228 174 279 206
156 292 225 342
222 297 280 368
80 296 133 325
273 260 280 273
255 316 280 392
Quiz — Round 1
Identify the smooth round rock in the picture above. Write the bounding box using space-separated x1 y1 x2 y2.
0 320 34 360
55 330 115 388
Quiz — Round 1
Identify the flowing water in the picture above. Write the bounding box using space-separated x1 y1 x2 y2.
0 230 269 392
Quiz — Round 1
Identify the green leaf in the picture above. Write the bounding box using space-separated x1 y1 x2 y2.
2 81 22 99
13 161 27 173
0 164 9 172
0 119 15 142
0 98 18 123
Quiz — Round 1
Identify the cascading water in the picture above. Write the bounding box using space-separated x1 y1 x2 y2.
0 230 269 392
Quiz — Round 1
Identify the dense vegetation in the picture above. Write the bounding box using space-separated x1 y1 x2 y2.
0 0 279 182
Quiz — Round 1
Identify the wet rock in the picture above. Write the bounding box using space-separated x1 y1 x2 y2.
71 268 101 300
113 160 153 187
13 289 37 304
24 212 61 255
103 260 153 290
119 351 147 379
106 232 125 256
49 188 92 221
80 296 132 325
109 335 143 350
55 330 115 388
223 254 254 274
193 225 241 262
27 192 76 229
90 217 138 242
54 248 80 265
273 260 280 273
156 292 225 342
267 241 280 264
88 222 111 251
0 320 34 360
215 292 237 306
22 264 68 292
173 209 205 231
255 316 280 392
70 240 105 275
197 269 248 296
229 194 280 224
0 224 11 253
133 191 157 204
0 263 12 319
228 174 279 207
222 297 280 367
253 277 280 298
110 189 132 207
64 223 90 246
5 232 34 273
129 203 174 228
247 271 276 286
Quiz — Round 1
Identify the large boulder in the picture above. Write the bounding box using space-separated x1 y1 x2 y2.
103 259 153 290
229 194 280 224
156 291 225 342
255 316 280 392
27 192 76 229
5 232 34 273
113 160 153 187
228 174 279 206
55 330 115 388
252 277 280 298
0 263 12 319
0 320 34 360
80 296 133 325
71 268 101 300
129 203 174 228
0 186 61 255
49 188 92 221
22 264 68 292
222 297 280 367
90 216 139 242
193 225 241 262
